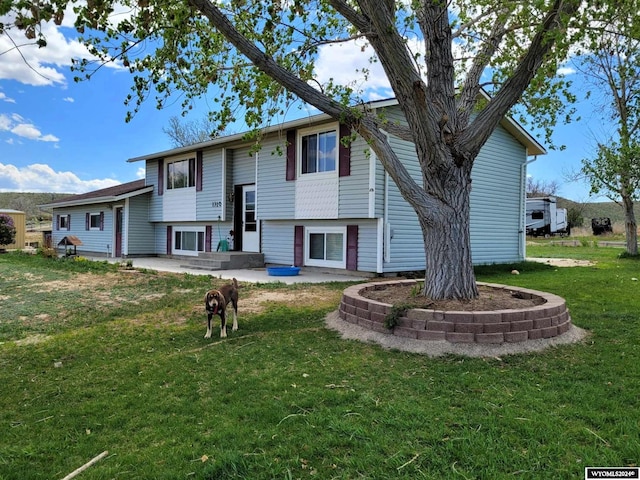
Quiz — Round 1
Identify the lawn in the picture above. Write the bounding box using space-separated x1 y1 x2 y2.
0 248 638 479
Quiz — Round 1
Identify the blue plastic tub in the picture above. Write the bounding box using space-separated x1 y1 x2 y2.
267 266 301 276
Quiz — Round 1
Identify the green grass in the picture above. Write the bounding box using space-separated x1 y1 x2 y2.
1 249 639 479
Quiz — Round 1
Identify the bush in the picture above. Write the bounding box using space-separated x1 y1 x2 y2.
0 214 16 247
38 247 57 258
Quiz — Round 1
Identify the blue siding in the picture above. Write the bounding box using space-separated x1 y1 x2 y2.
470 123 526 263
51 206 113 256
127 194 155 255
257 134 295 220
383 133 426 272
261 219 378 271
146 159 162 222
197 149 224 221
231 145 256 185
376 107 527 272
338 136 370 218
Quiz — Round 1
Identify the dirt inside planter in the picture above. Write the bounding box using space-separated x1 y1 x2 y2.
360 283 545 311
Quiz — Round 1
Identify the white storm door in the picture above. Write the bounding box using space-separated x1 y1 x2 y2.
242 185 259 252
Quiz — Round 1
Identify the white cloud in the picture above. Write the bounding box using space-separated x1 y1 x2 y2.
0 162 121 193
0 113 59 142
0 5 124 87
557 66 576 76
0 114 11 131
0 92 16 103
62 96 74 102
314 40 394 97
136 167 146 178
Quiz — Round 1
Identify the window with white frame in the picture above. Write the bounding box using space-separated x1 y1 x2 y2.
173 227 205 255
167 158 196 189
300 127 337 175
58 214 70 230
89 213 101 230
305 226 346 268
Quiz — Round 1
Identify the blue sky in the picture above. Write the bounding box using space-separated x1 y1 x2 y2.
0 10 610 202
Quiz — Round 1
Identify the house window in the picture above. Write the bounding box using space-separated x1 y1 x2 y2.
58 214 70 230
305 227 346 268
531 211 544 220
167 158 196 189
173 227 205 255
300 128 337 174
89 213 101 230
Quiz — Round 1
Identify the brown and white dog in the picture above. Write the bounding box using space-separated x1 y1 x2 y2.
204 278 239 338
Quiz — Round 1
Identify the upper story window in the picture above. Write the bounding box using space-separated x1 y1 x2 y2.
300 127 337 175
167 158 196 189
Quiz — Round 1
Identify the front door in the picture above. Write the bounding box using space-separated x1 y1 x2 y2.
242 185 259 252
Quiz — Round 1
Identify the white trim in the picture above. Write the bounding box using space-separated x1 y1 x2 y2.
89 212 101 231
58 214 70 231
304 226 346 269
383 171 391 264
172 225 206 256
165 156 196 190
128 96 545 164
221 147 228 220
242 184 260 252
376 218 384 274
368 146 377 218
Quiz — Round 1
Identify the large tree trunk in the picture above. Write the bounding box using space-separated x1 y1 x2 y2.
622 194 638 255
419 207 479 299
416 153 479 299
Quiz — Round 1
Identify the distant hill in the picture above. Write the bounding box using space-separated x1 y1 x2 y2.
556 197 636 225
0 192 72 226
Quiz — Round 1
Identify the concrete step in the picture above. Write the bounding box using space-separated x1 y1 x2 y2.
180 252 264 271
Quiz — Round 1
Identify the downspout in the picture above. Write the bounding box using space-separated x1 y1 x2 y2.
521 156 537 259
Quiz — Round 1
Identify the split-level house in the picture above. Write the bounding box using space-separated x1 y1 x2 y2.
41 99 545 274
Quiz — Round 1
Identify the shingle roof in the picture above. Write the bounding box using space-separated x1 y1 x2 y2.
40 179 151 208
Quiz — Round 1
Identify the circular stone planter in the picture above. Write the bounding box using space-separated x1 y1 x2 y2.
338 280 572 344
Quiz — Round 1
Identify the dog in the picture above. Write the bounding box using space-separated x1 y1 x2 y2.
204 278 239 338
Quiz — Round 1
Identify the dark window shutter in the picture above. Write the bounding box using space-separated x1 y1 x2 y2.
346 225 358 271
158 158 164 196
68 215 71 230
286 129 296 181
339 123 351 177
205 225 212 252
196 150 203 191
85 213 90 230
100 212 104 231
294 225 304 267
166 226 172 255
56 215 60 230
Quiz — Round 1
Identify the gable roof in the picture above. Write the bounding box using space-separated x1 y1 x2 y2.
127 98 546 163
39 179 153 209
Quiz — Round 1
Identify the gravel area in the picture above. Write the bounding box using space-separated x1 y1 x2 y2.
325 311 588 358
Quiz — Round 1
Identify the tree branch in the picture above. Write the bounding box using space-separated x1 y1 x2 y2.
327 0 370 33
459 0 580 158
185 0 432 213
458 7 511 121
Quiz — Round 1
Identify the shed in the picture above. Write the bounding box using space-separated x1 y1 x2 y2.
0 209 26 250
58 235 83 256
